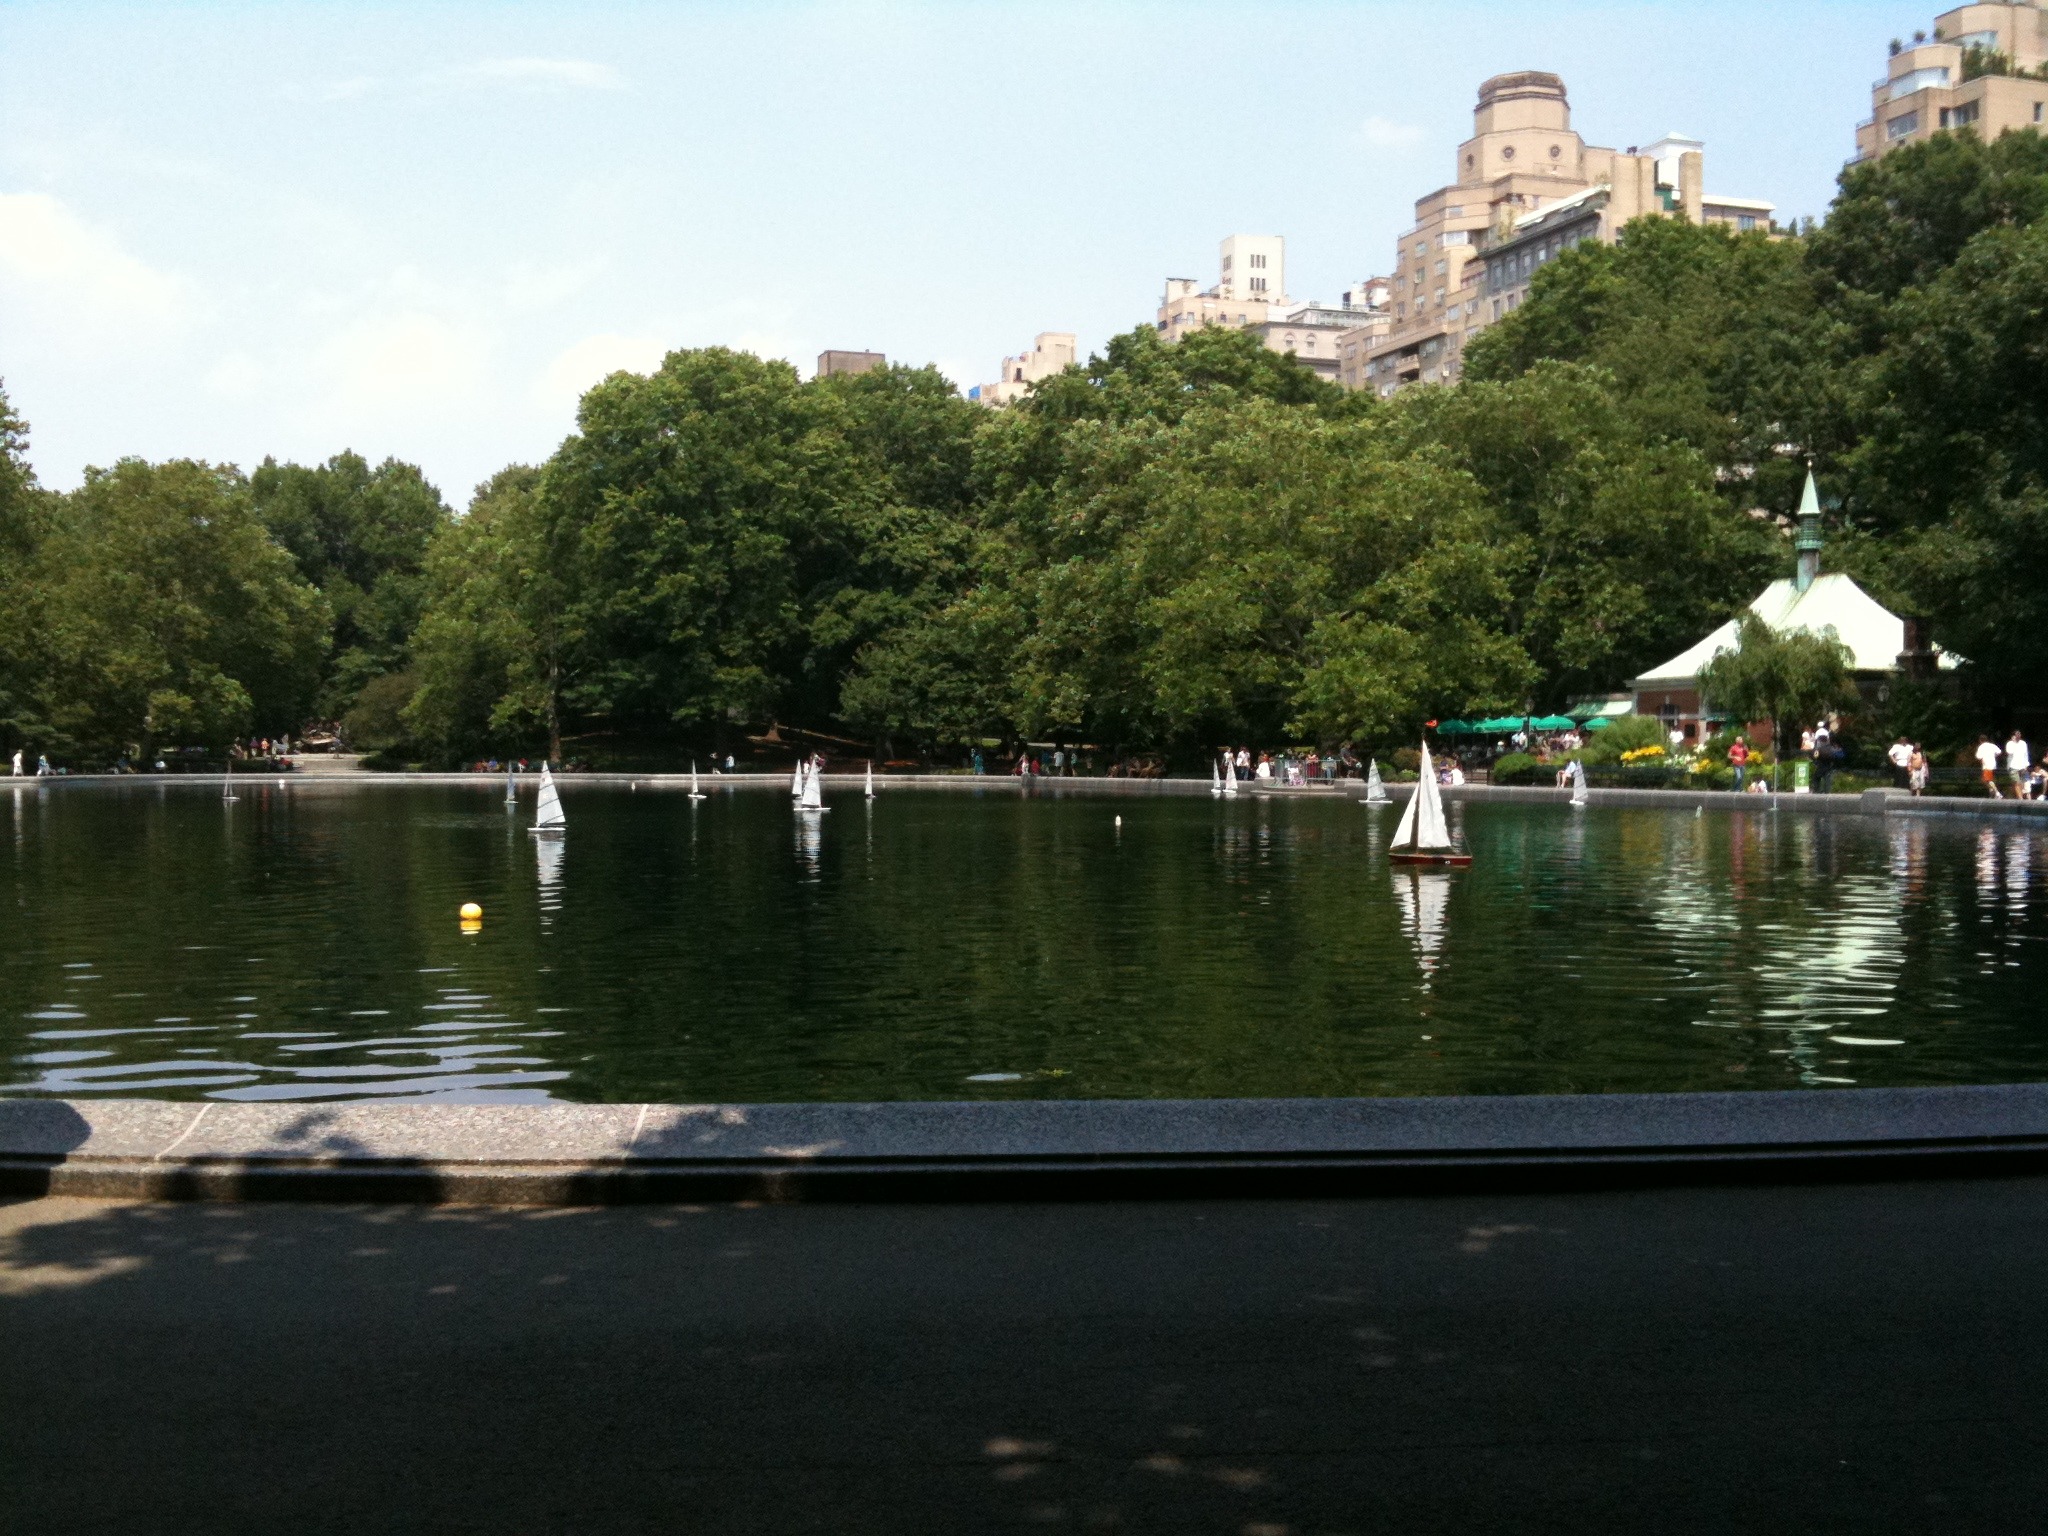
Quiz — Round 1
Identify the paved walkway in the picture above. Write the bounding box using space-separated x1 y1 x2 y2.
6 1179 2047 1533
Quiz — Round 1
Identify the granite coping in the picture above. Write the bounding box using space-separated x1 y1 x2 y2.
6 1085 2048 1205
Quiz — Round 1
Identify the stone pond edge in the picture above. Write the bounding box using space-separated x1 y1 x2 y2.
5 1085 2048 1205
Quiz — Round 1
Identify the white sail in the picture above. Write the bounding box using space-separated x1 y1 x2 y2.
1393 743 1453 851
791 758 805 798
505 761 516 804
1365 758 1389 805
1391 778 1419 846
1569 758 1589 807
799 759 824 810
865 760 875 799
1212 758 1223 796
534 763 565 830
1413 744 1452 849
1223 754 1238 797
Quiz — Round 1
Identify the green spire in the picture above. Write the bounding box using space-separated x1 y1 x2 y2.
1794 466 1823 592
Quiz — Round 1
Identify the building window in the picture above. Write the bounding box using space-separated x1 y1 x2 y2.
1250 253 1267 269
2037 102 2045 123
1250 276 1267 293
1887 112 1920 140
1501 145 1515 160
1940 101 1981 129
1737 214 1757 232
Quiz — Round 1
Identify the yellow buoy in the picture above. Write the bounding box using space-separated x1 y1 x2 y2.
460 902 483 920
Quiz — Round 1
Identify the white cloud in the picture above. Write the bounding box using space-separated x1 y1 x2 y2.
535 333 669 410
0 192 192 331
319 312 491 418
1357 116 1425 149
443 58 626 93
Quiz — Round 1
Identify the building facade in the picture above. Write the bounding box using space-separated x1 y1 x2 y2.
1359 73 1774 397
972 332 1078 406
1159 240 1388 381
1855 3 2048 162
817 350 887 378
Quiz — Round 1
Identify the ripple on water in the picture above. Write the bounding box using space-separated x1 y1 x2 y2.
2 791 2045 1101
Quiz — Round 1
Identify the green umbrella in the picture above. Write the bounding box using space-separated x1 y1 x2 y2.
1435 720 1473 735
1533 715 1577 731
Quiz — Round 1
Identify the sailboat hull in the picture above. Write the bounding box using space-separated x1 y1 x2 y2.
1390 849 1472 867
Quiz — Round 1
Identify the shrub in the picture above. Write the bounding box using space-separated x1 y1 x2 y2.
1489 752 1547 785
1580 715 1666 765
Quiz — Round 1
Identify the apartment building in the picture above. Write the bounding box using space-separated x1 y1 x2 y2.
1159 241 1390 380
1157 235 1291 337
1360 73 1775 397
1854 3 2048 162
970 332 1079 406
817 350 887 378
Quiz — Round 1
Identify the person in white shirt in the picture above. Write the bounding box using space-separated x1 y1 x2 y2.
9 749 19 777
2010 732 2033 798
1976 736 2003 798
1887 737 1914 791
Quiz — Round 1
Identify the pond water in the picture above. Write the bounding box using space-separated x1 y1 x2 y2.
2 780 2045 1103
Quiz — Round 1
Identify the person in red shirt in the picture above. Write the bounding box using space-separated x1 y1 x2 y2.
1727 735 1750 792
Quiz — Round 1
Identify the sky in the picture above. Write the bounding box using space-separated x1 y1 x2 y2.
1 1 1910 508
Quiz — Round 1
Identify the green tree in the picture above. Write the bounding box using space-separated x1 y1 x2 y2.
251 452 451 713
0 382 51 755
33 459 328 761
1389 363 1781 703
406 466 566 760
1695 614 1855 763
1463 217 1823 512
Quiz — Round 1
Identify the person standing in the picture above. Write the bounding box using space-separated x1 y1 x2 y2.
1728 734 1750 792
1812 720 1835 793
1908 744 1929 797
1976 735 2003 798
1887 736 1913 790
9 749 19 777
2007 730 2031 798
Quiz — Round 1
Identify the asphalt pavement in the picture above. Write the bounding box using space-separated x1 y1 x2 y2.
6 1179 2047 1534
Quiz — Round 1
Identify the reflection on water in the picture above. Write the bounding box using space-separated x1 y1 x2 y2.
1392 870 1451 983
3 783 2047 1104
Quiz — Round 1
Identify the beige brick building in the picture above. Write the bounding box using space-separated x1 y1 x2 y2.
1158 241 1390 381
1359 74 1774 397
1854 3 2048 163
972 332 1078 407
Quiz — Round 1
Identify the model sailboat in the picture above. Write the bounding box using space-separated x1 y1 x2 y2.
1364 758 1390 805
1568 758 1589 808
530 763 566 837
1223 754 1239 798
864 761 876 800
798 757 827 813
790 757 806 799
1388 743 1469 866
688 760 707 801
1211 757 1224 797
